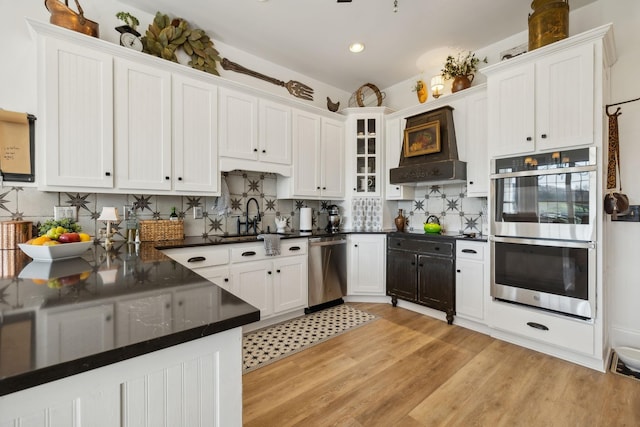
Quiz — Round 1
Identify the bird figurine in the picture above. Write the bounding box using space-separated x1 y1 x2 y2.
326 97 340 112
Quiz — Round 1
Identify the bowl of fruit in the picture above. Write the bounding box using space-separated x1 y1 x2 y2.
18 219 93 261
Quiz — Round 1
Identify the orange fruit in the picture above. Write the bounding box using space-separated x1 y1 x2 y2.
78 233 91 242
43 240 60 246
31 236 51 246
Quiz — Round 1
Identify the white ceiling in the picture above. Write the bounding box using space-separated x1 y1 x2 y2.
119 0 597 92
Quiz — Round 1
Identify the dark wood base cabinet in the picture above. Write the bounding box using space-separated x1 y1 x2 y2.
386 235 455 324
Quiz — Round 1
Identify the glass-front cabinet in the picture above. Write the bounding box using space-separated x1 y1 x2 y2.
355 117 377 194
344 107 390 197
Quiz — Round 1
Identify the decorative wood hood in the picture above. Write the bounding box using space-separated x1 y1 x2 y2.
389 106 466 184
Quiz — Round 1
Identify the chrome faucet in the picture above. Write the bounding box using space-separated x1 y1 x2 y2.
237 197 262 234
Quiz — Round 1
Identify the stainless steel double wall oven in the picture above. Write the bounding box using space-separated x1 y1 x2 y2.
490 147 597 319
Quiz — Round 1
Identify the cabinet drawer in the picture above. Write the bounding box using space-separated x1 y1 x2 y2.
230 238 307 263
489 300 594 355
388 237 454 257
162 246 229 268
456 241 485 261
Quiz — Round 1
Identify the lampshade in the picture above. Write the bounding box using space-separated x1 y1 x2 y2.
98 207 120 222
431 75 445 99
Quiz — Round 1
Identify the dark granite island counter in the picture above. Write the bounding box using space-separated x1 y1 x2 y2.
0 242 259 426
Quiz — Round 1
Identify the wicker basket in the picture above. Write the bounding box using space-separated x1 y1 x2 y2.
139 220 184 241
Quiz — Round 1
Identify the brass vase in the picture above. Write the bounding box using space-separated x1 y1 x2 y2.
394 209 406 232
451 74 474 93
528 0 569 51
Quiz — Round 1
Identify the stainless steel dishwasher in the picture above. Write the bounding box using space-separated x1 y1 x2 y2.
306 235 347 314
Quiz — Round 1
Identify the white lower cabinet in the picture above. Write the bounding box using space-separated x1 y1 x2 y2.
488 299 595 356
455 241 487 322
273 255 308 313
231 260 274 318
347 234 386 296
164 238 308 322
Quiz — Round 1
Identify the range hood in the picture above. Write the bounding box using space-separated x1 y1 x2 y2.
389 106 466 185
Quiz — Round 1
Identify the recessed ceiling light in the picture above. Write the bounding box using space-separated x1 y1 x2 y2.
349 42 365 53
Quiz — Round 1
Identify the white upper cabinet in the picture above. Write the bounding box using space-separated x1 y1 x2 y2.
172 74 219 193
464 89 489 197
259 99 292 165
218 87 258 159
320 116 345 199
384 116 414 200
114 57 172 191
277 110 344 199
219 87 292 175
485 27 611 158
42 37 114 189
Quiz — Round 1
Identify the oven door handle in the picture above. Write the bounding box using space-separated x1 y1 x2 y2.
490 164 596 180
491 235 596 249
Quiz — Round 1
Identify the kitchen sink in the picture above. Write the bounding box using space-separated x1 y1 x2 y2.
219 235 261 243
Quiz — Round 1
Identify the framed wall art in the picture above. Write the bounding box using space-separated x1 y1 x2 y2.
403 120 440 158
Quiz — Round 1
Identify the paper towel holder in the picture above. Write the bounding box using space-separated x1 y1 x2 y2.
299 207 313 232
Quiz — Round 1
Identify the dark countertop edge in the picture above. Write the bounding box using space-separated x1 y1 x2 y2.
0 309 259 397
155 230 486 249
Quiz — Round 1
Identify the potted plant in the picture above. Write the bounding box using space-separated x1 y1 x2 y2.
115 11 141 38
412 80 428 103
441 51 487 93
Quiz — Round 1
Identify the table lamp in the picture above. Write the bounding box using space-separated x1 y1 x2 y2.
98 206 120 249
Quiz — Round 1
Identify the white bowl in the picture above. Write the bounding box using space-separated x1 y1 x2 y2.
18 241 93 261
616 346 640 372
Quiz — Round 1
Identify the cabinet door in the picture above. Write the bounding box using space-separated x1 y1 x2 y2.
455 259 484 320
196 265 232 292
173 285 218 332
273 256 308 313
115 293 172 346
386 250 417 301
348 235 386 295
173 74 219 193
536 43 594 151
465 90 489 197
417 255 455 312
44 305 114 364
488 64 535 157
352 116 380 196
321 117 345 198
384 117 415 200
259 99 292 165
114 58 172 191
218 87 258 159
43 38 113 188
292 109 321 197
230 260 273 318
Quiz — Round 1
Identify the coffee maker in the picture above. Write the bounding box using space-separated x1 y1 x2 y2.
326 205 341 233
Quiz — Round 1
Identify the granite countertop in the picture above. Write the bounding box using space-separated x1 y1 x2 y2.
0 242 260 397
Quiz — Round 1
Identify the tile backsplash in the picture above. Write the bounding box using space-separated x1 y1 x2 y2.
0 171 332 241
397 183 488 235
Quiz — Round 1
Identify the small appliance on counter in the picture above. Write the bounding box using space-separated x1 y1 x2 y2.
326 205 341 233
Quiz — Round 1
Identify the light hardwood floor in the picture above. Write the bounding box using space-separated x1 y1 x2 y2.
243 303 640 427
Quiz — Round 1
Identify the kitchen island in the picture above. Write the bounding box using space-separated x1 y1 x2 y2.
0 242 259 426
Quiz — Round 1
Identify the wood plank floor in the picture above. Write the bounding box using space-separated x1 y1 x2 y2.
243 303 640 427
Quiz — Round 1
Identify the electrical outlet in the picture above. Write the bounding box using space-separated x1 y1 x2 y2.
193 206 204 219
54 206 76 221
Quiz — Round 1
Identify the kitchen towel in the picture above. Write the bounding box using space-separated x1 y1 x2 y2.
258 234 281 256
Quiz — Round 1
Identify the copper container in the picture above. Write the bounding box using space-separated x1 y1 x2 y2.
44 0 99 38
528 0 569 51
1 221 33 250
0 249 29 278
